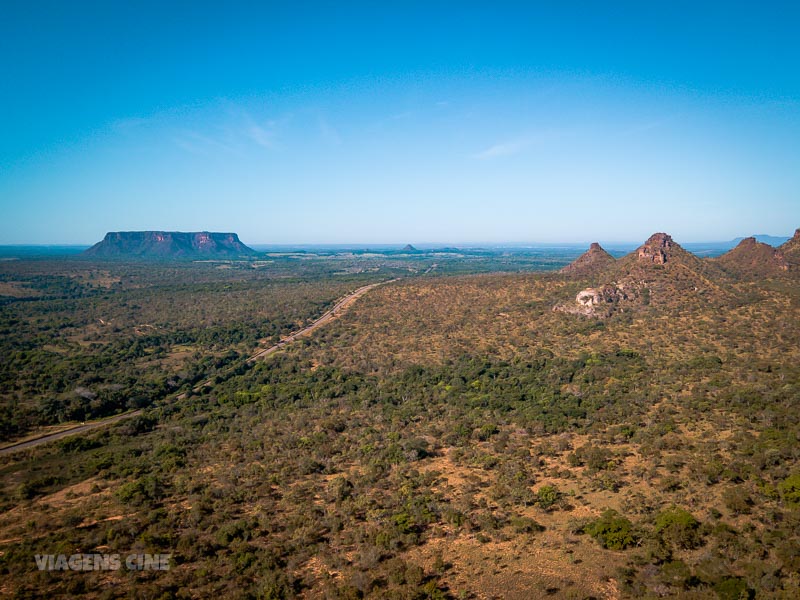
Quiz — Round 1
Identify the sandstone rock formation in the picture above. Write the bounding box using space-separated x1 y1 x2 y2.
83 231 258 259
636 232 674 264
554 231 727 317
560 242 616 277
779 228 800 266
553 283 633 317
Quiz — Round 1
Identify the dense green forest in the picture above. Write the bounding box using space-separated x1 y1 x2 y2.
1 254 799 599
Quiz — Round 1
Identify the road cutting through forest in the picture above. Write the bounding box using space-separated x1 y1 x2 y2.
0 279 396 456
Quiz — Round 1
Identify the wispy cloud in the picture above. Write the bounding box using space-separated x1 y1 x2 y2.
244 121 276 149
473 139 531 160
172 130 239 155
170 107 285 155
473 130 571 160
615 120 666 138
238 110 279 149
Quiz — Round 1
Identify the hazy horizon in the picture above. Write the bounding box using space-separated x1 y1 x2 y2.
0 230 794 250
2 2 799 244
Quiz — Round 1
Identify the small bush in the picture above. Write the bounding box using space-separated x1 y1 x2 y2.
778 473 800 507
655 507 702 549
536 485 560 510
510 516 544 534
713 576 753 600
585 509 637 550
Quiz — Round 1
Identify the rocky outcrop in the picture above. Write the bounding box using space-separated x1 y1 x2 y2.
636 232 674 264
614 231 711 279
83 231 258 259
779 228 800 266
554 231 727 317
560 243 615 277
716 236 789 277
553 283 635 318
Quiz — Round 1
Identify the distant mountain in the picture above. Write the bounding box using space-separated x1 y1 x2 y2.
778 228 800 265
402 244 418 252
559 242 615 277
732 234 791 247
83 231 258 259
715 237 789 277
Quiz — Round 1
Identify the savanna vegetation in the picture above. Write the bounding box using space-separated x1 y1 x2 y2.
1 251 799 599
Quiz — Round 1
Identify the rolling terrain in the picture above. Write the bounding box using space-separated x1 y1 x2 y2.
1 233 799 599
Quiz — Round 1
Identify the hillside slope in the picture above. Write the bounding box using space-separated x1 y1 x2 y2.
559 242 616 278
715 236 789 277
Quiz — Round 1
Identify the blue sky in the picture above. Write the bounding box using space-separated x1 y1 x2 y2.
1 1 799 245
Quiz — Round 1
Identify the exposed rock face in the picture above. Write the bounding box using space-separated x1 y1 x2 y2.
83 231 258 258
554 231 727 317
553 283 633 317
636 232 673 264
615 231 709 278
779 228 800 265
560 242 615 277
716 236 789 276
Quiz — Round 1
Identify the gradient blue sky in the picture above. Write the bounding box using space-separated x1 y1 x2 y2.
1 1 799 244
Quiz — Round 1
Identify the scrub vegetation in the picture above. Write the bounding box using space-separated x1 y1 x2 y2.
1 248 800 599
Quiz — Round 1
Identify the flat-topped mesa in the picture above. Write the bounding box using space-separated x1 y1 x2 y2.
560 242 615 276
636 232 674 264
83 231 258 258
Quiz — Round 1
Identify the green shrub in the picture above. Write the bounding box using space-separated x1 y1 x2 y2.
476 423 499 441
536 485 560 510
655 507 702 549
722 487 752 515
778 473 800 507
658 560 694 589
585 509 637 550
713 576 753 600
510 516 545 534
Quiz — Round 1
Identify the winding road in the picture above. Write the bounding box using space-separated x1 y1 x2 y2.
0 279 395 456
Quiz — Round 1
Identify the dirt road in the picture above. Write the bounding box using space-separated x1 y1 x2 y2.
0 411 143 457
247 280 391 361
181 280 394 395
0 279 394 456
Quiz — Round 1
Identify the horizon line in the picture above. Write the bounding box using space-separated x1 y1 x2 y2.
0 234 794 249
